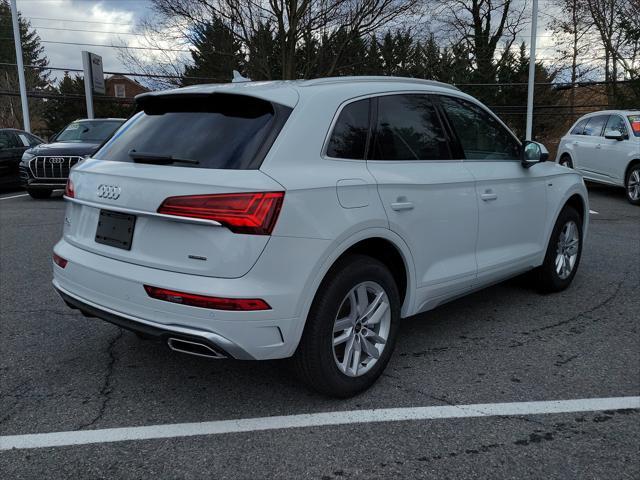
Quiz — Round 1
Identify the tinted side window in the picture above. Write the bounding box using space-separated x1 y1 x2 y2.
371 94 449 161
439 96 520 160
26 133 43 146
326 99 370 159
570 118 588 135
604 115 628 137
583 115 608 136
0 132 20 148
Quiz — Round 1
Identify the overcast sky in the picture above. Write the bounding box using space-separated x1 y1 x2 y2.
13 0 574 85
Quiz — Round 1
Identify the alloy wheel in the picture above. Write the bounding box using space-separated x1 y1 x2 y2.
555 220 580 280
332 281 391 377
627 170 640 201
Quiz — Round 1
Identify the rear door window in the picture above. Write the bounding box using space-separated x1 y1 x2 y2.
326 99 370 159
583 115 609 136
371 94 450 161
95 94 288 170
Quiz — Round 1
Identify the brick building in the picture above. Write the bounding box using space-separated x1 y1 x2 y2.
104 75 149 99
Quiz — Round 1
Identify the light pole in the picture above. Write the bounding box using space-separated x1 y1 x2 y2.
526 0 538 141
9 0 30 132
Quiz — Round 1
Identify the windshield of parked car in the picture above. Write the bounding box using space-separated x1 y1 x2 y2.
94 94 287 170
55 120 123 143
628 115 640 137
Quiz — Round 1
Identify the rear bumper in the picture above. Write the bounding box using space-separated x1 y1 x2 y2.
53 234 331 360
55 283 252 359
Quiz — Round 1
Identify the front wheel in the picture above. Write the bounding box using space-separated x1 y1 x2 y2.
534 206 583 293
293 255 401 398
625 164 640 205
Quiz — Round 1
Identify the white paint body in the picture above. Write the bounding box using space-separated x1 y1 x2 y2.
53 77 588 360
556 110 640 187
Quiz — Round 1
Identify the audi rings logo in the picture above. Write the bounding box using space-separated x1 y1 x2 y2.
97 184 121 200
49 157 65 164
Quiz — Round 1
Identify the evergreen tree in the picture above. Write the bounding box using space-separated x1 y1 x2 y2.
0 0 49 128
182 17 244 85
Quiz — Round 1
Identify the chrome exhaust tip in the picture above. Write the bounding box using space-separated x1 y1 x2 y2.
167 337 226 359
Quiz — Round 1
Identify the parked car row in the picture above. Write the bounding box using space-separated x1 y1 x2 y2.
18 119 125 198
51 77 590 397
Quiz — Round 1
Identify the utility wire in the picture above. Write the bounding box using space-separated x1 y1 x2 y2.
27 16 134 26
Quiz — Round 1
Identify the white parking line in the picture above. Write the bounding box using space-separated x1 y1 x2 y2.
1 396 637 451
0 193 28 201
590 209 599 214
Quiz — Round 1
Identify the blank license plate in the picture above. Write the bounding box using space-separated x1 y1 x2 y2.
95 210 136 250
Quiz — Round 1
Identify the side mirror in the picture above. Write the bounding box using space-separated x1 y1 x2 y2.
521 141 549 168
604 130 625 141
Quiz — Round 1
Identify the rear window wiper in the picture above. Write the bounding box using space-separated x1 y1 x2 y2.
128 149 200 165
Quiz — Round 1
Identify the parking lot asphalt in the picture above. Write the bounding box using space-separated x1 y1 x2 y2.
1 184 638 479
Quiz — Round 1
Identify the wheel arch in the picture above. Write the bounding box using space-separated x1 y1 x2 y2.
544 185 589 262
624 159 640 184
287 228 417 357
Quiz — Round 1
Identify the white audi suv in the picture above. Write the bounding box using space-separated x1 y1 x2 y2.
53 77 588 397
556 110 640 205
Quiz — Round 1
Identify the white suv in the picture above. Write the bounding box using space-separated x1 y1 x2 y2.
53 77 588 397
556 110 640 205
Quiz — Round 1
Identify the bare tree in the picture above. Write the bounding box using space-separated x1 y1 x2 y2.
434 0 529 84
549 0 595 112
135 0 421 80
585 0 635 102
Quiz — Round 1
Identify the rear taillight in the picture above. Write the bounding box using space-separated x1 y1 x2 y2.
53 253 68 268
157 192 284 235
144 285 271 311
64 178 74 198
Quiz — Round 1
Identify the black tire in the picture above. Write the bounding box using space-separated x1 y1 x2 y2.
624 163 640 206
27 188 52 199
534 206 583 293
559 154 573 169
292 254 401 398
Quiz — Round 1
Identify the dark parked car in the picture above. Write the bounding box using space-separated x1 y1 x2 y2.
0 128 44 188
20 118 125 199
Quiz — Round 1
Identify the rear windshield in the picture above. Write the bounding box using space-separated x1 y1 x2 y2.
628 115 640 137
56 120 123 143
94 94 287 169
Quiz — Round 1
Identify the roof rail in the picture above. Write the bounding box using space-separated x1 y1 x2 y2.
300 76 460 91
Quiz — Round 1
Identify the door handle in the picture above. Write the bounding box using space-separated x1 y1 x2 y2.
390 201 414 211
573 141 579 146
595 144 602 149
481 192 498 201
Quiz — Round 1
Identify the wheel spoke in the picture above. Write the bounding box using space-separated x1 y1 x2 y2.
340 336 355 373
333 330 351 346
363 300 389 326
355 285 368 316
360 335 380 359
349 341 362 376
333 316 353 333
361 292 384 320
363 329 386 346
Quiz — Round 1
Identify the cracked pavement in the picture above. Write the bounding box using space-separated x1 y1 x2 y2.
1 183 638 479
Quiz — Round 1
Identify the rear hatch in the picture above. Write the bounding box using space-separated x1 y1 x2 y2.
64 92 291 278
